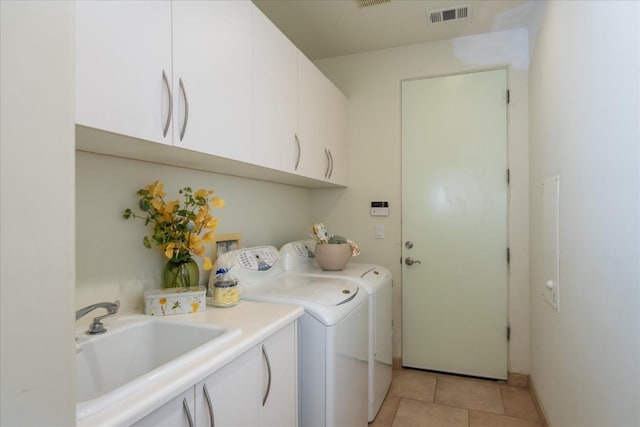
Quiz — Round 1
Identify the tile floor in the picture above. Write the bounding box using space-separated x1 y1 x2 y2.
370 368 543 427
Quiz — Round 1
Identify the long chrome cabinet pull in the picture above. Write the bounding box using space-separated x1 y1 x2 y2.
179 78 189 141
261 344 272 406
162 70 172 138
294 134 301 171
328 149 334 179
203 384 215 427
182 398 194 427
324 149 330 178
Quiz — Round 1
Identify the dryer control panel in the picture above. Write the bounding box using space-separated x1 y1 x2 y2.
237 246 279 271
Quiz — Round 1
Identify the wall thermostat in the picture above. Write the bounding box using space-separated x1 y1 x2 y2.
370 201 389 216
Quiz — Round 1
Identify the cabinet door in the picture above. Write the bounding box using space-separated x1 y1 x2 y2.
196 347 261 427
76 1 173 144
326 82 349 186
259 322 297 427
252 6 299 172
132 387 195 427
172 1 253 161
297 52 329 180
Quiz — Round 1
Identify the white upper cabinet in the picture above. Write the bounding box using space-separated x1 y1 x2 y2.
172 1 252 161
326 81 348 186
252 6 299 173
76 1 348 188
76 1 173 144
297 52 329 180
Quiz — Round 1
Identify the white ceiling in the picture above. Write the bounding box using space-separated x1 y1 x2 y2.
253 0 535 60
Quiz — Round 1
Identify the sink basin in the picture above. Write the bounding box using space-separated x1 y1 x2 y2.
76 316 240 420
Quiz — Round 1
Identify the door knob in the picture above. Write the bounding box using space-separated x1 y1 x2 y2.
405 241 414 249
405 257 421 266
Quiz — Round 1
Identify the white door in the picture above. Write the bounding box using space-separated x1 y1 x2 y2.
401 69 508 379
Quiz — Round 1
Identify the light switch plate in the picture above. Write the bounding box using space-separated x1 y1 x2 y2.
375 224 384 239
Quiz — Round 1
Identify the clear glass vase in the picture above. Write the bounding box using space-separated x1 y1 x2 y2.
163 258 199 288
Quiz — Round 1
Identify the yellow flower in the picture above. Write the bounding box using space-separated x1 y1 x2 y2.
164 243 176 259
151 198 164 211
191 302 200 312
202 231 215 244
195 206 208 225
203 256 213 271
194 189 213 199
165 199 179 213
205 217 219 229
211 197 225 208
146 180 166 198
159 298 167 305
124 181 224 270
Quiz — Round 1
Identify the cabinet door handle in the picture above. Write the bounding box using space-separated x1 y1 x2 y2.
179 77 189 141
328 149 334 179
203 383 215 427
182 397 194 427
261 344 272 406
162 70 172 138
324 149 330 178
294 134 301 171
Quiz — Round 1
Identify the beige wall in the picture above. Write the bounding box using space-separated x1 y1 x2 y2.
0 1 76 424
314 28 531 374
528 1 640 426
76 151 312 316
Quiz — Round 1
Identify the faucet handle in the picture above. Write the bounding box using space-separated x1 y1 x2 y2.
86 300 120 335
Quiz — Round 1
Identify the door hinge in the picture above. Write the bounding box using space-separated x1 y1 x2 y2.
507 247 511 265
507 168 510 184
507 325 511 341
506 89 510 104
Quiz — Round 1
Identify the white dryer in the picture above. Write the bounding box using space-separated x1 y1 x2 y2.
280 240 393 422
215 246 369 427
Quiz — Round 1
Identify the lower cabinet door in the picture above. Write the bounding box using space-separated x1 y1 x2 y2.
196 346 261 427
259 322 297 427
132 387 195 427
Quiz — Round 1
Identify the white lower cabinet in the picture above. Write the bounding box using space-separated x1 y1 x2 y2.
134 322 297 427
132 387 195 427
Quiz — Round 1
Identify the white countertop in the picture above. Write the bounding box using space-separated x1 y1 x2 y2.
77 300 304 427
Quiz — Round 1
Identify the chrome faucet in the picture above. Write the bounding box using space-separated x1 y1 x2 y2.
75 300 120 335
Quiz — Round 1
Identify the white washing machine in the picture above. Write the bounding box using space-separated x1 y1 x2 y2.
280 240 393 422
215 246 369 427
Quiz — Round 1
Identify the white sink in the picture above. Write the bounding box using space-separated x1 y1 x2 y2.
76 315 241 420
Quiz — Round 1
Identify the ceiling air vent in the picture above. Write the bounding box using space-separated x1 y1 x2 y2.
356 0 391 8
428 4 471 24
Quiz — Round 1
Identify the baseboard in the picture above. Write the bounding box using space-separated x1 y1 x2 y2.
529 377 551 427
392 357 402 369
507 372 529 388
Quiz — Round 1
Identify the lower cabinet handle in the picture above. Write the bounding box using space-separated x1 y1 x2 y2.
179 77 189 141
262 344 272 406
328 149 334 179
182 398 194 427
294 134 301 171
203 384 215 427
162 70 172 138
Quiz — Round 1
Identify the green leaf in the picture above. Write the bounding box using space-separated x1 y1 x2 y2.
143 236 152 249
123 208 132 219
